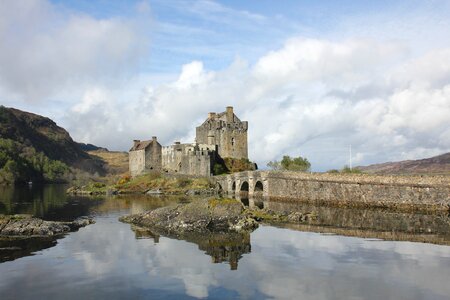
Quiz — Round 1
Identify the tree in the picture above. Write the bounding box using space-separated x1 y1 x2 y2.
266 160 281 170
267 155 311 172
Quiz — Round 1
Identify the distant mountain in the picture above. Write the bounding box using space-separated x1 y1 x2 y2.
0 106 105 183
357 152 450 175
77 143 108 152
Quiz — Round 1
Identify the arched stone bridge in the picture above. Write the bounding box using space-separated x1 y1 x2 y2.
213 171 450 211
214 171 270 197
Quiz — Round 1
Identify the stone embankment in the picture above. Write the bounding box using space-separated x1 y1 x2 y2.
0 215 94 237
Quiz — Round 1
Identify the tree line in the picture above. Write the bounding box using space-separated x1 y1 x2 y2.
0 138 69 184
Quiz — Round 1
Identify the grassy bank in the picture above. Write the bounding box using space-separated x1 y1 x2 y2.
68 172 214 195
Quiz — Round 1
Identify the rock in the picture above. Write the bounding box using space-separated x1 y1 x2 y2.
286 211 318 223
146 189 162 195
287 212 305 222
120 198 258 234
185 189 215 196
106 189 119 196
230 217 259 231
0 215 95 237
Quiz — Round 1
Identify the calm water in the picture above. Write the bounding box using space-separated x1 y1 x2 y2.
0 185 449 299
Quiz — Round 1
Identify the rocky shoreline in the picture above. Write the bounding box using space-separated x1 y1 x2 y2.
120 198 259 233
67 185 215 197
120 198 317 236
0 215 95 237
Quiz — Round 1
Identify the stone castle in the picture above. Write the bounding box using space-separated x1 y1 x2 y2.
129 106 248 177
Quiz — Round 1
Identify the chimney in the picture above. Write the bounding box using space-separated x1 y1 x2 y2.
208 112 216 119
152 136 157 142
226 106 233 122
133 140 140 147
174 141 181 145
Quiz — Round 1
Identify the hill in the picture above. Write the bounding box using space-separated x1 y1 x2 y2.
87 150 128 175
78 143 108 152
0 106 105 183
357 152 450 175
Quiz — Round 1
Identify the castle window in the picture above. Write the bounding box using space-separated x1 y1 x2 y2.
231 137 235 146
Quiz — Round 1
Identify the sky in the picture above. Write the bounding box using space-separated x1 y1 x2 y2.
1 0 450 171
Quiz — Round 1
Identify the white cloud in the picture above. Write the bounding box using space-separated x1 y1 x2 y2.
1 1 449 171
0 0 149 101
63 36 450 170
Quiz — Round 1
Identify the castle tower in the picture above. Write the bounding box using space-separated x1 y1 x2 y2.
195 106 248 159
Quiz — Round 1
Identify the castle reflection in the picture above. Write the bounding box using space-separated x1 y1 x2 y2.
129 225 251 270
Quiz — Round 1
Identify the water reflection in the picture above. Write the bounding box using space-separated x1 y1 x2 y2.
0 216 449 299
0 236 57 263
237 196 450 245
0 185 198 263
0 184 97 221
129 225 251 270
0 186 449 299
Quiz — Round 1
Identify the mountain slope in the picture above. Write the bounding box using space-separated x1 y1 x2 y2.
357 152 450 175
0 106 105 183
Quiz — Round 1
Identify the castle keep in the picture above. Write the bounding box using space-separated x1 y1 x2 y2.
129 106 248 177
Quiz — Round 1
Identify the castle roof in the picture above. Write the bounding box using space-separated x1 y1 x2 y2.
198 111 242 128
130 139 159 151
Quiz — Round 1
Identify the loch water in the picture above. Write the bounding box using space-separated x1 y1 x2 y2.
0 185 449 299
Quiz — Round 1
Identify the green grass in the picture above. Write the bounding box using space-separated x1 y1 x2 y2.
115 172 212 194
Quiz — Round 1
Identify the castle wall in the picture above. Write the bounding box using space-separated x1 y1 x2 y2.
145 142 162 171
129 149 146 177
195 107 248 159
162 143 216 176
217 123 248 159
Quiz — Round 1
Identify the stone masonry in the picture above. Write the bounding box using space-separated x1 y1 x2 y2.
214 171 450 211
196 106 248 160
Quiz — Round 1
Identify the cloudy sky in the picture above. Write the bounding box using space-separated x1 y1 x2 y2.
1 0 450 171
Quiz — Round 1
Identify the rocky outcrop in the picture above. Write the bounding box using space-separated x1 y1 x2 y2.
0 215 94 237
66 185 118 196
120 198 259 234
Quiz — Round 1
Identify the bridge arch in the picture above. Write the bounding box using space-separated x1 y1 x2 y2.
240 181 249 192
216 182 223 192
254 181 264 192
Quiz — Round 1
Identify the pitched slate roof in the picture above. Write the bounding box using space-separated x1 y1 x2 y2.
129 140 153 151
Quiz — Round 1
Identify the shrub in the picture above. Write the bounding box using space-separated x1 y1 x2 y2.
213 163 227 175
341 166 362 174
177 177 192 188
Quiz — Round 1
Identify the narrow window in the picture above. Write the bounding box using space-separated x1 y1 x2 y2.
231 137 235 146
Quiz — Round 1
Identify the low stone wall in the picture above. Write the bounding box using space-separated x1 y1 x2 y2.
267 172 450 211
215 171 450 211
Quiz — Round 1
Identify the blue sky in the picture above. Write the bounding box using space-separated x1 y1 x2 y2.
1 0 449 171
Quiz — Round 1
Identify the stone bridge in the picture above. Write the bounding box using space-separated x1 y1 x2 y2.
213 171 450 211
214 171 270 197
